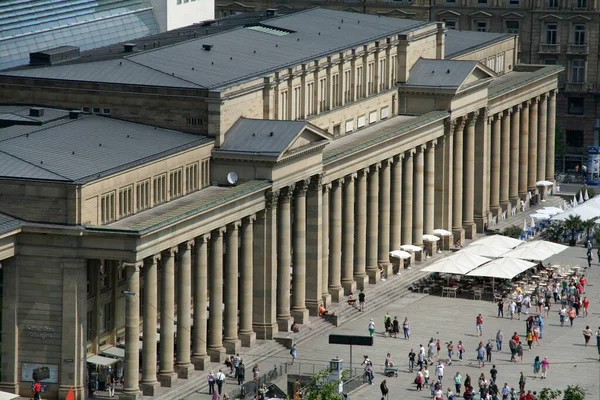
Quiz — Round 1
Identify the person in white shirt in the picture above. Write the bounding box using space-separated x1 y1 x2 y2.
508 300 516 320
436 361 445 382
215 369 226 394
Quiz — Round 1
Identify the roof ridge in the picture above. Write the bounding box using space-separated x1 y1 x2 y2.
0 149 70 181
124 58 206 88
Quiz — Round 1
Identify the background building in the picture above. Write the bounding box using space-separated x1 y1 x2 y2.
216 0 599 172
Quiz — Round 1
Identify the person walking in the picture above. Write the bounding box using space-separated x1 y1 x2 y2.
477 342 485 368
540 357 549 379
417 345 425 370
583 325 593 346
508 300 516 320
497 299 504 318
582 297 589 317
447 341 454 364
526 330 533 351
518 372 526 393
403 317 410 339
408 348 416 373
290 344 297 364
532 356 541 378
496 330 503 352
215 369 226 394
454 372 462 395
489 365 498 385
108 373 116 397
485 341 493 363
252 364 260 381
358 290 366 311
436 361 445 382
568 307 576 327
368 319 375 336
392 316 400 338
237 360 245 385
32 380 42 400
380 379 389 399
596 327 600 361
501 383 510 400
457 341 464 361
476 314 484 336
415 370 424 391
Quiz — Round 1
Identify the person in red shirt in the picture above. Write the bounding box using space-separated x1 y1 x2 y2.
512 332 520 344
526 390 534 400
476 314 484 336
582 297 590 317
32 381 41 400
580 276 587 292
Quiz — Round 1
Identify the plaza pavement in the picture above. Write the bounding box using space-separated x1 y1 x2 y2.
187 240 599 400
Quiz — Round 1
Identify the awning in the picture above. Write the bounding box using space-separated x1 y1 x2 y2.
101 346 125 359
87 355 119 366
422 252 490 275
466 258 536 279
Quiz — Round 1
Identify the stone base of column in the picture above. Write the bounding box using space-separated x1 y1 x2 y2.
452 228 465 247
176 363 194 379
321 293 332 308
239 331 257 347
490 206 502 221
379 262 393 277
423 242 436 258
366 268 380 284
341 280 357 296
119 390 143 400
292 308 310 324
474 216 487 233
412 251 423 262
223 338 241 354
158 372 178 387
328 286 344 302
463 222 476 239
354 274 369 290
0 384 18 395
277 316 293 332
192 355 211 370
141 381 160 396
500 201 512 215
253 323 278 340
207 347 226 363
510 196 520 209
59 385 84 400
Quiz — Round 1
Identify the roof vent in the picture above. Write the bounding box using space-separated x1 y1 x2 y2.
203 44 213 51
69 110 81 119
29 107 44 117
123 43 137 53
29 46 80 66
265 8 278 18
447 69 451 74
269 131 274 137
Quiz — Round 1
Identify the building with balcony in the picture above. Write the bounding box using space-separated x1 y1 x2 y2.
0 8 560 400
220 0 600 171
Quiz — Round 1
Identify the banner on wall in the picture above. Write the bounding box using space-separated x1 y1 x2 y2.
21 363 59 383
587 146 600 185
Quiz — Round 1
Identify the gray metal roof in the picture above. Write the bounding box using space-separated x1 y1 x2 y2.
0 213 21 235
1 8 430 89
404 58 478 89
444 29 512 59
219 118 309 157
0 114 211 183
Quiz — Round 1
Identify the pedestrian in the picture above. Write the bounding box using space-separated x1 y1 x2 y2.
447 341 454 364
508 300 516 320
559 305 566 327
587 253 592 268
516 292 523 320
477 342 485 368
408 348 416 372
212 392 221 400
423 366 430 384
428 339 436 365
582 297 589 317
417 345 425 370
457 340 464 361
516 342 524 363
446 387 455 400
232 353 241 377
454 372 462 395
526 330 533 350
32 380 42 400
216 369 226 394
290 344 297 364
368 319 375 336
384 313 392 338
403 317 410 339
392 316 400 338
509 338 517 362
415 370 424 391
596 327 600 361
489 365 498 385
532 356 540 378
252 364 260 381
485 341 493 363
358 290 366 311
538 315 544 338
496 330 503 352
497 299 504 318
436 339 442 358
237 360 245 385
476 314 484 336
568 306 576 327
436 361 445 382
518 372 526 393
501 383 510 400
380 379 389 399
540 357 549 379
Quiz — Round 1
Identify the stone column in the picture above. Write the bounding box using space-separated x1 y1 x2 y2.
339 173 357 295
208 229 226 361
328 178 344 301
354 168 369 290
224 222 242 351
306 175 325 315
378 159 392 275
390 155 403 250
490 115 501 217
239 217 256 346
538 93 548 183
463 113 477 238
509 105 521 208
122 262 142 400
402 151 414 244
176 241 193 378
453 118 466 242
141 256 159 394
0 258 19 395
413 148 425 244
277 185 294 329
500 110 512 211
474 110 492 231
528 97 539 191
546 91 557 180
519 101 530 198
366 164 381 283
192 235 210 369
436 121 454 231
424 141 436 235
159 248 178 386
292 180 310 323
321 184 332 307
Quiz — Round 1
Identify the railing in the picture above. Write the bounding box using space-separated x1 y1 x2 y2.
539 43 560 53
227 363 288 399
342 372 366 393
567 43 589 54
564 82 588 92
286 362 364 378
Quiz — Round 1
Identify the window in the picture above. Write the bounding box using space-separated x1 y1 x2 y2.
574 24 585 45
486 57 496 71
93 107 101 114
548 0 558 7
576 0 586 7
118 186 133 218
169 168 183 199
390 55 397 84
82 107 90 113
100 302 111 334
369 111 377 124
496 54 505 73
100 192 115 224
333 124 341 136
379 58 386 91
332 74 340 108
567 98 584 115
446 0 456 3
476 21 488 32
444 20 456 30
506 21 519 34
102 108 111 115
357 115 366 128
343 70 352 103
136 180 149 211
186 117 203 126
185 163 199 193
306 82 315 116
571 59 585 83
345 120 354 133
356 66 364 98
367 62 375 95
380 106 389 120
87 311 93 341
293 86 301 120
546 23 558 44
99 262 111 290
279 90 288 119
543 58 557 65
509 0 519 4
153 174 167 205
319 78 327 112
566 130 584 148
201 159 211 188
478 0 487 3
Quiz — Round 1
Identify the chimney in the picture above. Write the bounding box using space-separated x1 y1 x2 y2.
69 110 82 119
202 44 213 51
265 8 277 18
123 43 137 53
29 107 44 117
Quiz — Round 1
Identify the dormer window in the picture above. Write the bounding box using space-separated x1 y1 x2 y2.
476 21 488 32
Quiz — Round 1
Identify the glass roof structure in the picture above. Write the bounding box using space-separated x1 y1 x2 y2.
0 0 159 70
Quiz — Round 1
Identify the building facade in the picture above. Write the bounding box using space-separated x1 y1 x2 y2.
0 9 559 400
215 0 599 171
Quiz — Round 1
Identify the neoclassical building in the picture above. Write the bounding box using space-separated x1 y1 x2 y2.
0 8 560 400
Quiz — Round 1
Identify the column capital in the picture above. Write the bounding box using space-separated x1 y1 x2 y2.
503 108 513 117
163 247 178 257
427 139 438 150
540 92 551 101
395 153 405 162
444 119 456 136
383 158 394 167
522 99 531 108
213 226 227 238
322 182 332 193
280 184 296 203
265 189 280 209
455 117 467 131
480 107 490 121
513 104 522 113
197 233 211 243
550 89 558 97
122 261 142 272
405 148 416 157
332 177 345 188
345 172 358 183
370 162 382 172
228 220 242 231
179 240 194 251
244 214 256 224
417 144 427 153
530 96 540 104
144 254 161 265
467 112 479 127
309 174 324 190
294 178 311 197
358 168 370 178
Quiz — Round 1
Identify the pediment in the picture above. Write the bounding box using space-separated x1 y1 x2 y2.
501 12 525 19
539 14 563 20
285 126 332 156
437 10 461 17
460 64 495 90
377 9 417 16
469 10 493 17
567 14 592 21
218 1 255 9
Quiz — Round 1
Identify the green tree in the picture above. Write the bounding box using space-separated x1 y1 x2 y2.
563 214 583 246
563 385 585 400
581 218 596 240
541 221 565 242
302 367 349 400
538 388 562 400
503 225 523 239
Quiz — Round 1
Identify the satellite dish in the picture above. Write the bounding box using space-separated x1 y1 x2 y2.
227 171 238 186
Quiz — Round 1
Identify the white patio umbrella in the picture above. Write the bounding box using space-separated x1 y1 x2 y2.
578 192 584 204
540 207 563 216
422 252 490 275
530 216 536 228
471 235 524 249
390 250 412 260
536 180 554 187
501 246 554 261
552 206 600 222
530 213 552 220
423 234 441 242
466 258 537 279
573 194 578 204
401 244 423 252
520 240 568 255
460 244 508 258
432 229 453 236
584 188 590 201
523 219 528 232
0 392 19 400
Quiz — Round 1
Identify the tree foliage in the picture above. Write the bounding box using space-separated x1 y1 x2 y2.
503 225 523 239
301 367 349 400
563 214 583 245
581 218 596 240
541 221 566 242
563 385 585 400
538 388 562 400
